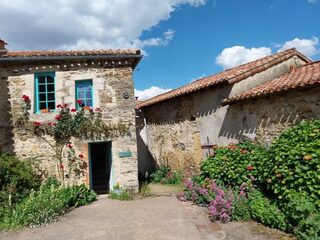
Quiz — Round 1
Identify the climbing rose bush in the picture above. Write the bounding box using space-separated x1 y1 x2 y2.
16 95 129 182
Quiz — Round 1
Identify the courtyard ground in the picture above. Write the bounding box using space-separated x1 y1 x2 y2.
0 184 296 240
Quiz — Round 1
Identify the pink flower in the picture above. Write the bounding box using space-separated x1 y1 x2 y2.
71 108 77 112
79 154 84 158
63 103 68 108
76 100 82 105
55 115 62 121
56 104 62 108
66 143 73 149
59 163 64 169
33 121 41 126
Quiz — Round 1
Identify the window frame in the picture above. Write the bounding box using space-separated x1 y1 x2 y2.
75 79 93 110
34 72 56 113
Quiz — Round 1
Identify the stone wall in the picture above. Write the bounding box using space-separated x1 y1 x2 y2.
221 86 320 147
137 56 312 172
1 63 138 191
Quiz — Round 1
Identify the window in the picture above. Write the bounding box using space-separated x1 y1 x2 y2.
34 72 55 113
75 80 93 109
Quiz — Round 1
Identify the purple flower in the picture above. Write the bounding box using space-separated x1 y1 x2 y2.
220 213 230 223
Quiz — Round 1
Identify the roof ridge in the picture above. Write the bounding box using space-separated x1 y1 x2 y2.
223 61 320 105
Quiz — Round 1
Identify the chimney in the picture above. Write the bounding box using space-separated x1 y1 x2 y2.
0 39 8 56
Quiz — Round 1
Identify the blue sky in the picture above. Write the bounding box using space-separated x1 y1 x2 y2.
134 0 320 99
0 0 319 99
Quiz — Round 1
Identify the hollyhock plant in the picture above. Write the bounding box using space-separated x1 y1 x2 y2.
71 108 77 112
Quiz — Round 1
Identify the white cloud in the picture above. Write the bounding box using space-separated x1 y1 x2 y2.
277 37 319 57
308 0 320 3
0 0 207 51
215 46 272 69
135 86 172 100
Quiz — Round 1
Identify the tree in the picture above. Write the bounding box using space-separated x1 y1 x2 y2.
15 95 128 183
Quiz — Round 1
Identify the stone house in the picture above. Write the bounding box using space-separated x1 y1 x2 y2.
0 39 142 193
136 48 320 176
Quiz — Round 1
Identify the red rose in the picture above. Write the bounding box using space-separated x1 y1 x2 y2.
77 100 82 105
63 103 68 108
56 104 62 108
22 95 30 102
33 121 41 126
55 115 62 121
89 108 94 113
47 122 52 126
246 165 253 171
59 163 64 169
78 154 84 158
71 108 77 112
67 143 73 149
95 108 102 112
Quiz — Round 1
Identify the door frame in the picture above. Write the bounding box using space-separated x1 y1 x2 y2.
88 141 113 191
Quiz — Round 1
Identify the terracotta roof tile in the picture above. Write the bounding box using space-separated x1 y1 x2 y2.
136 48 311 109
223 61 320 105
1 49 141 58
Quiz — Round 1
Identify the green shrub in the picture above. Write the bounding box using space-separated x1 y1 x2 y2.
140 183 152 197
150 165 183 185
0 154 41 211
232 192 251 221
200 141 269 187
0 179 96 229
266 120 320 206
109 188 134 201
280 192 320 240
247 188 287 231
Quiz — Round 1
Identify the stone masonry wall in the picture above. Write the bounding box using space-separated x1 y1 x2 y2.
3 64 138 191
143 95 203 174
222 87 320 147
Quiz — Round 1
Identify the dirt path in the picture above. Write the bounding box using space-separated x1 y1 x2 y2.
0 184 296 240
0 196 223 240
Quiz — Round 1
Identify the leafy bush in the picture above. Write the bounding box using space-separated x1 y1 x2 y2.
200 141 269 187
0 154 41 210
109 188 134 201
247 188 287 231
281 193 320 240
0 179 96 229
266 120 320 206
140 183 152 197
150 165 183 185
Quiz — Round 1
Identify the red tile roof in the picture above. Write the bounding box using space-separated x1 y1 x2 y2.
1 49 141 58
223 61 320 105
135 48 311 109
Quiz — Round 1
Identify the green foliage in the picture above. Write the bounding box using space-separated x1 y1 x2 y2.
281 193 320 240
0 154 41 211
150 165 183 185
266 120 320 205
247 188 287 231
232 192 251 221
109 188 134 201
0 179 96 229
200 141 269 187
140 183 152 197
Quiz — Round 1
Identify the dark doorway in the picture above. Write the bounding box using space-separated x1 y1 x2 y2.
89 142 112 194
